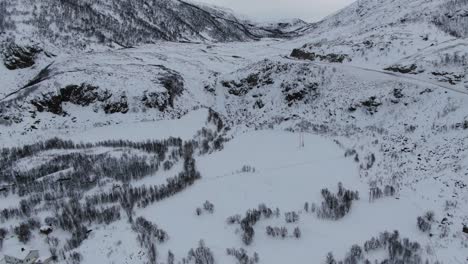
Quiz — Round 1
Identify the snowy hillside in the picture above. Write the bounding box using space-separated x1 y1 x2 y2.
1 0 468 264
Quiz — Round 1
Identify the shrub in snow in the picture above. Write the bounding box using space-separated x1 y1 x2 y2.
240 165 256 173
285 211 299 223
196 207 203 216
226 214 242 225
293 227 301 239
14 221 37 243
417 211 434 233
203 201 215 213
266 226 288 239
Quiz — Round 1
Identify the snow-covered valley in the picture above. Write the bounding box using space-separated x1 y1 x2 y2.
1 0 468 263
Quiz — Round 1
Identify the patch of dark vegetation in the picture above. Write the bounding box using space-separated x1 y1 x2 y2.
369 184 396 202
2 42 42 70
317 182 359 220
228 204 278 246
265 226 301 239
384 64 418 74
159 72 184 107
226 248 259 264
142 71 184 111
14 218 40 244
393 88 404 99
184 240 215 264
133 217 169 244
290 49 350 63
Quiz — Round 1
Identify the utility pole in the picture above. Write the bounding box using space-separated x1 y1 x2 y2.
299 131 305 148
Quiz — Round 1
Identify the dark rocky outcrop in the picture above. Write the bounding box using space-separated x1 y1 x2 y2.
290 49 350 63
349 96 382 115
431 71 465 85
384 64 418 74
283 82 319 106
30 84 112 115
2 43 42 70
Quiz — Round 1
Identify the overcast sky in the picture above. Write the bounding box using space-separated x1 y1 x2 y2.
195 0 355 22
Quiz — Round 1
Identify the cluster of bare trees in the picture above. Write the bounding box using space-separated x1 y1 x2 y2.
226 248 259 264
369 185 396 202
317 183 359 220
326 230 431 264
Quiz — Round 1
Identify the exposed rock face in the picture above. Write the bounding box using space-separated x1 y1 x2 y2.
103 95 129 114
2 43 42 70
290 49 350 63
283 82 319 107
384 64 418 74
30 84 112 115
142 91 171 112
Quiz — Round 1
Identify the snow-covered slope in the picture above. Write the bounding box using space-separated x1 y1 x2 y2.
1 0 468 263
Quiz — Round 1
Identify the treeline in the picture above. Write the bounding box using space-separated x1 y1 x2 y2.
0 136 183 167
326 230 436 264
84 153 201 213
133 217 168 264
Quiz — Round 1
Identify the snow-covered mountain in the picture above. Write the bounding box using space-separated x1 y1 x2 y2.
291 0 468 89
1 0 468 264
0 0 293 50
